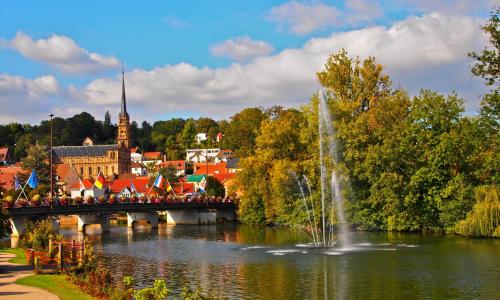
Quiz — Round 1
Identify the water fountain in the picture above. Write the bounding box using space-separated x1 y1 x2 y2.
294 90 351 249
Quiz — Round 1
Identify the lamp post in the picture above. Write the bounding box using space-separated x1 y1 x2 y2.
48 113 54 203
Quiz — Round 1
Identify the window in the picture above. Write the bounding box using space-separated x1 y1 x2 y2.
112 166 115 174
80 167 84 175
88 167 92 176
97 166 101 174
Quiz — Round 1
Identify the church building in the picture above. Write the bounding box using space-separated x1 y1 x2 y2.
52 70 131 179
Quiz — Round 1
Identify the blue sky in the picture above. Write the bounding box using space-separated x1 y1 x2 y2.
0 0 496 123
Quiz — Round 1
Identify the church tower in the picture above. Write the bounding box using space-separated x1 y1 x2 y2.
117 66 130 148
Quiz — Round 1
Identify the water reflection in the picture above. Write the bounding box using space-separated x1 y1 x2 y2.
58 224 500 299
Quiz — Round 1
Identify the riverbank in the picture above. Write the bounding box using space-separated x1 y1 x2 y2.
0 249 97 300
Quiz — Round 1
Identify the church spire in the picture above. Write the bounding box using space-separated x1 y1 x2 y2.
120 63 128 118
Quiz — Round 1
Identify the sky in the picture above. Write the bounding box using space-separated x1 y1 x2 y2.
0 0 498 124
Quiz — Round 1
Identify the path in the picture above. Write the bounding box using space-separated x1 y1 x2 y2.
0 252 59 300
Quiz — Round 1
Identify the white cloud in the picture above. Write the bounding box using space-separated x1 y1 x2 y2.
210 36 274 62
6 32 120 74
401 0 495 15
68 13 487 121
267 1 340 35
0 74 62 122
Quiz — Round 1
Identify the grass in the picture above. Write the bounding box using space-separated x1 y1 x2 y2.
0 247 27 264
16 274 97 300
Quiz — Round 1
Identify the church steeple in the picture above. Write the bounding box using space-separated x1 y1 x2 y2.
120 63 129 119
117 64 130 150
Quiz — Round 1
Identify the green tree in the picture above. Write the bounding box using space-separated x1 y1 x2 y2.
468 7 500 86
181 119 196 149
21 144 53 189
206 176 225 197
222 107 266 156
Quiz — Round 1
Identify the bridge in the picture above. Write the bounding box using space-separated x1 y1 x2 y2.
6 201 236 238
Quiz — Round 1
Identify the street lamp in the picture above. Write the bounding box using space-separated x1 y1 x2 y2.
48 113 54 203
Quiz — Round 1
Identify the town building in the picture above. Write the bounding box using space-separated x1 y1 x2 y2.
186 148 220 163
130 147 143 162
52 70 131 179
0 147 12 165
158 160 186 177
131 161 148 176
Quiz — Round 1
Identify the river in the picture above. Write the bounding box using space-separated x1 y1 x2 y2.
60 224 500 300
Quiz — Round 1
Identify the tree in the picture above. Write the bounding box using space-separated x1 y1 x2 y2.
206 176 225 197
181 119 196 149
0 206 11 238
21 144 52 188
222 107 266 157
469 7 500 86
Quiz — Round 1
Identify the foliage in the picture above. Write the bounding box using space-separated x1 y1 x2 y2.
133 279 170 300
206 176 225 197
455 185 500 237
0 205 11 238
20 218 62 251
468 7 500 86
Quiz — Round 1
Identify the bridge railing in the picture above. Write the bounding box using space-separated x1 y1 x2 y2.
2 195 238 209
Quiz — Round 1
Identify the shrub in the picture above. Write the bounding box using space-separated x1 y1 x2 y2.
455 185 500 237
20 218 62 251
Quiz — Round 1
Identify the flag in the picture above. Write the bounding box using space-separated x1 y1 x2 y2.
79 178 86 191
130 181 138 194
199 177 206 193
165 179 172 192
14 175 21 191
153 174 164 188
94 172 105 189
27 169 38 189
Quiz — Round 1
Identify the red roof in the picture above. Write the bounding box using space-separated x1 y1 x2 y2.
131 161 146 168
143 152 162 160
0 166 27 175
0 173 15 190
159 160 185 171
55 164 70 178
173 182 195 195
108 177 150 193
194 162 228 175
213 173 235 184
68 178 95 190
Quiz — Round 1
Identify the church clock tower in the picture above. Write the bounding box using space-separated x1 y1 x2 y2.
117 66 131 175
117 67 130 148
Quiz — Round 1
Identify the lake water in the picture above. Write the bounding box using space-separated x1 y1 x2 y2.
61 224 500 300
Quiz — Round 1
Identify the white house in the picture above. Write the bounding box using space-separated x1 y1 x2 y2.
131 161 148 176
195 133 208 144
186 148 220 163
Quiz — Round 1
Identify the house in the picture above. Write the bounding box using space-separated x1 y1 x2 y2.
173 181 195 196
55 164 80 194
69 178 107 199
194 162 228 176
143 151 162 165
0 147 12 165
130 147 143 162
186 148 220 163
215 149 233 163
195 133 208 144
186 174 206 192
158 160 186 177
131 161 148 176
226 158 241 173
108 176 150 197
0 166 26 176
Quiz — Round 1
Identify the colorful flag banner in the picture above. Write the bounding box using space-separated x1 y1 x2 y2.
153 174 164 188
130 181 138 194
14 175 21 191
94 172 105 189
27 169 38 189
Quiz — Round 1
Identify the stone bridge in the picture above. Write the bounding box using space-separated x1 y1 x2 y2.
7 202 236 237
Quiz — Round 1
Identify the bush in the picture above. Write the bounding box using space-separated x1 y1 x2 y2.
20 218 62 251
455 186 500 237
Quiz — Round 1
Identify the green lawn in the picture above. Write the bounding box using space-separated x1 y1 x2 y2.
0 248 27 264
16 275 97 300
